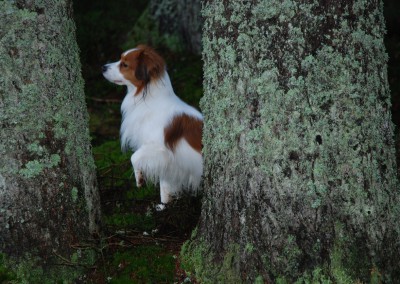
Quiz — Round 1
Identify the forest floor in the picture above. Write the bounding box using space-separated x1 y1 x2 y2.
73 1 203 283
83 140 202 284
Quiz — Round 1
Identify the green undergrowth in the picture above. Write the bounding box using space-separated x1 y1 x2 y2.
110 246 175 284
0 251 96 284
105 212 156 232
126 186 158 200
0 254 16 283
91 139 173 282
93 140 132 188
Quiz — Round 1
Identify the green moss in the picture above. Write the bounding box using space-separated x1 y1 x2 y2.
104 213 156 232
0 251 96 284
217 244 243 283
126 185 158 200
328 223 369 282
110 246 175 284
180 239 209 281
272 222 385 283
181 239 242 283
0 254 16 283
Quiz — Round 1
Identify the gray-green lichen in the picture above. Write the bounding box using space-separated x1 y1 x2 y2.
184 0 400 282
0 0 100 279
19 154 60 178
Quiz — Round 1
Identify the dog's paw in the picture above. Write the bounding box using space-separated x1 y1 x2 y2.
136 172 145 188
155 203 166 211
136 179 144 188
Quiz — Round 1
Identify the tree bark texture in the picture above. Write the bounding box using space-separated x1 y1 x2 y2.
150 0 202 54
0 0 100 279
182 0 400 282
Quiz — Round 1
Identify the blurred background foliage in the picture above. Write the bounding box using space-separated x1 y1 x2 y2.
72 0 399 282
74 0 202 146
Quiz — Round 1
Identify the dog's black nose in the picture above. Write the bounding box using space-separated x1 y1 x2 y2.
102 65 108 73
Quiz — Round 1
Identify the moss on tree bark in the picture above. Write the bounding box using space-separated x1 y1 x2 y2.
0 0 100 282
182 0 400 282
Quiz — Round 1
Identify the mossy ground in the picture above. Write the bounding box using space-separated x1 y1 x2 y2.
0 254 16 283
83 138 202 283
72 0 203 283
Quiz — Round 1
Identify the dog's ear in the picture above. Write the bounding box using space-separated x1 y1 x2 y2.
135 51 151 86
134 46 165 89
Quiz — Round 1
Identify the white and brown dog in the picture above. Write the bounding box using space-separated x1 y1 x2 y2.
102 45 203 210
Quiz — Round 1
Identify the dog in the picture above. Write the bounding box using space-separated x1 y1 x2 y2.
102 45 203 210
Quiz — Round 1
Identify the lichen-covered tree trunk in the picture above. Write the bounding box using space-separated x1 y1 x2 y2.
0 0 100 281
182 0 400 282
150 0 202 54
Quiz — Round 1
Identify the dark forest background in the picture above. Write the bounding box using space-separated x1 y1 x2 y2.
385 0 400 157
72 0 400 282
73 1 204 282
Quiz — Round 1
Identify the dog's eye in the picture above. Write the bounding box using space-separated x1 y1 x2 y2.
120 62 128 68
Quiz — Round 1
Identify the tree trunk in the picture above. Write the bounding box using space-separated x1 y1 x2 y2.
0 0 101 281
182 0 400 282
150 0 202 54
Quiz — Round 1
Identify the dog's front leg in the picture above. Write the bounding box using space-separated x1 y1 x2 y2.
134 169 145 188
131 152 145 188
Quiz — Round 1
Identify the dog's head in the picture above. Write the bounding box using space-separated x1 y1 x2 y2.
102 45 165 96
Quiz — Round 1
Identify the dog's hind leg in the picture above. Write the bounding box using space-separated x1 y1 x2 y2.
155 179 176 211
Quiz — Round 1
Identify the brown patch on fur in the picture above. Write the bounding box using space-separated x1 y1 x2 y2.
119 45 165 96
164 114 203 153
